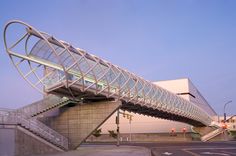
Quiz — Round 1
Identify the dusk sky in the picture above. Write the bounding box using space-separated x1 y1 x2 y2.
0 0 235 116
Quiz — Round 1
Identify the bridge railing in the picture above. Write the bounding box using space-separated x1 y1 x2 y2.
0 109 68 150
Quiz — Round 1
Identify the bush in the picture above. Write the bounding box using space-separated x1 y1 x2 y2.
229 131 236 139
108 130 117 139
93 128 102 137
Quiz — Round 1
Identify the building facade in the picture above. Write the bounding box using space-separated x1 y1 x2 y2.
99 78 217 136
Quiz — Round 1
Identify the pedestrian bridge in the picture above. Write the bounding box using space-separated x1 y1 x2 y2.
4 20 212 128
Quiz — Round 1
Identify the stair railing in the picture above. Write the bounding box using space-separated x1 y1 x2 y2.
16 95 70 117
0 109 68 150
201 128 223 142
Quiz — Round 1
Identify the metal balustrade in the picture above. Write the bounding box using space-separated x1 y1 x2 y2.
3 20 212 126
17 95 72 117
201 128 223 142
0 108 14 116
0 109 68 150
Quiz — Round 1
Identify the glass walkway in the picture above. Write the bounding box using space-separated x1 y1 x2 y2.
4 20 212 126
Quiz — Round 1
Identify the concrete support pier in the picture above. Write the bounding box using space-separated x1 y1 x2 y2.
40 100 121 149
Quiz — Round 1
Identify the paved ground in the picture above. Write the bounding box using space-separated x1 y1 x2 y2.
34 141 236 156
78 145 151 156
33 145 151 156
132 141 236 156
82 141 236 156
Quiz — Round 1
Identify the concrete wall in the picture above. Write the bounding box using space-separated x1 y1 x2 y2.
0 125 61 156
101 111 191 134
40 100 121 149
15 127 60 156
0 126 15 156
86 132 198 142
193 126 216 136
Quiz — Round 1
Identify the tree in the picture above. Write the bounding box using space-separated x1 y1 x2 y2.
108 130 117 139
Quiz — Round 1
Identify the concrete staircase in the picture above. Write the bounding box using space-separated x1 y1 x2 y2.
201 128 224 142
1 96 121 151
17 95 76 118
0 109 68 150
193 121 225 142
0 98 71 150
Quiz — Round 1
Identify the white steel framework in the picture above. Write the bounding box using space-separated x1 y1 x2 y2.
4 20 212 126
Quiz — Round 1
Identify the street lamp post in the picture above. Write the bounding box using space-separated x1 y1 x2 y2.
116 109 133 146
116 109 120 147
223 100 232 123
182 127 186 141
129 118 132 142
124 112 132 142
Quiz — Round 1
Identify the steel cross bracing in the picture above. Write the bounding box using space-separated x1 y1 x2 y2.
4 20 212 126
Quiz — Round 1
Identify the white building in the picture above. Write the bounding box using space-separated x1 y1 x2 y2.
100 78 217 134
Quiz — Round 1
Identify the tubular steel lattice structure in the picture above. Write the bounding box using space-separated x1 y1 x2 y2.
4 20 212 126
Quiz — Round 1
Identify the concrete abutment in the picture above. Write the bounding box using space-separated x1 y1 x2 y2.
40 100 121 149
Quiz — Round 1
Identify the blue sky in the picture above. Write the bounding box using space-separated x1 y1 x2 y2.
0 0 235 116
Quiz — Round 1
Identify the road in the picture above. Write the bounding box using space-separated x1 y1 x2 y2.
35 141 236 156
123 141 236 156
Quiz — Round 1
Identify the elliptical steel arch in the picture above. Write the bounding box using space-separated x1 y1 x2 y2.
4 20 212 126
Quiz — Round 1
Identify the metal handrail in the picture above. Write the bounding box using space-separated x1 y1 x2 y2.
201 128 223 142
17 95 69 117
0 110 68 149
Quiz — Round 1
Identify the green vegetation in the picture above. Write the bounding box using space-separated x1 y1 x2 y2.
229 131 236 139
108 130 117 139
92 128 102 138
190 132 201 141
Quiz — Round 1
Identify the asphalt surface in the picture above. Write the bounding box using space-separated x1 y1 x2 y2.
32 145 151 156
124 141 236 156
33 141 236 156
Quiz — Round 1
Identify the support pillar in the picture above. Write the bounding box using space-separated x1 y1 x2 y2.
41 100 121 149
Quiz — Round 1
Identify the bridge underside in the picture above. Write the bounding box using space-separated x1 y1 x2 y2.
121 102 205 127
47 84 205 127
48 83 114 102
